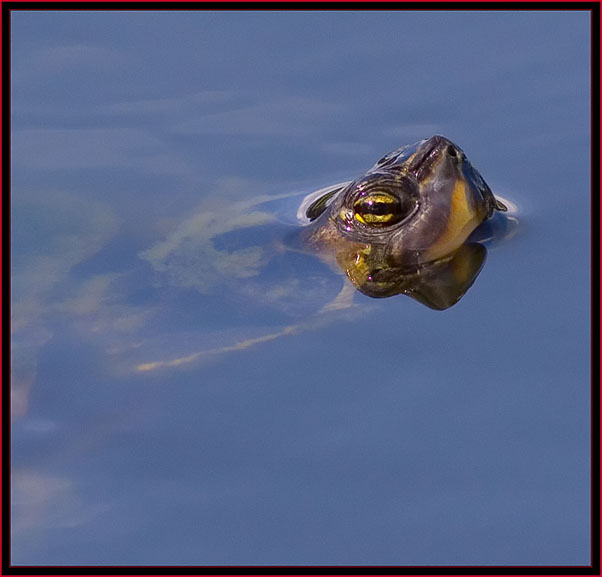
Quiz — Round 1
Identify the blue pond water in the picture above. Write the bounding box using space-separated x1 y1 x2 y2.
10 10 591 566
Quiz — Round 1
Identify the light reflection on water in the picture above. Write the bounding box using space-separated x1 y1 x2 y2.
10 10 590 566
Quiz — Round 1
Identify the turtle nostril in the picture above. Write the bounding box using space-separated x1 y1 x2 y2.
447 145 457 158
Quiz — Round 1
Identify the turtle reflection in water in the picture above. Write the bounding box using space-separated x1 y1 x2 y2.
299 135 508 310
136 135 512 371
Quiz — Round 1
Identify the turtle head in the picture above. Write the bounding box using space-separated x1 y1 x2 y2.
310 135 505 266
300 136 513 308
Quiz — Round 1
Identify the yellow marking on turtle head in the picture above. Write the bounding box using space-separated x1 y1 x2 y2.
339 245 372 285
425 177 482 261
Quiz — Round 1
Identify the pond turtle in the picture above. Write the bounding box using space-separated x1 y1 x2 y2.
297 135 509 309
135 135 514 370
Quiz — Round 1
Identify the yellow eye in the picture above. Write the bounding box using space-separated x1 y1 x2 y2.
353 192 406 226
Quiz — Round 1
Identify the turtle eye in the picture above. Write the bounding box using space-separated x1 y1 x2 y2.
353 192 409 226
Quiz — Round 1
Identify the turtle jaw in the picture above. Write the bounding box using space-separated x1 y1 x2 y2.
383 137 495 266
409 135 505 219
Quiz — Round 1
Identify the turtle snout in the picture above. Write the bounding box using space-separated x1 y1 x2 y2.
409 135 458 176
